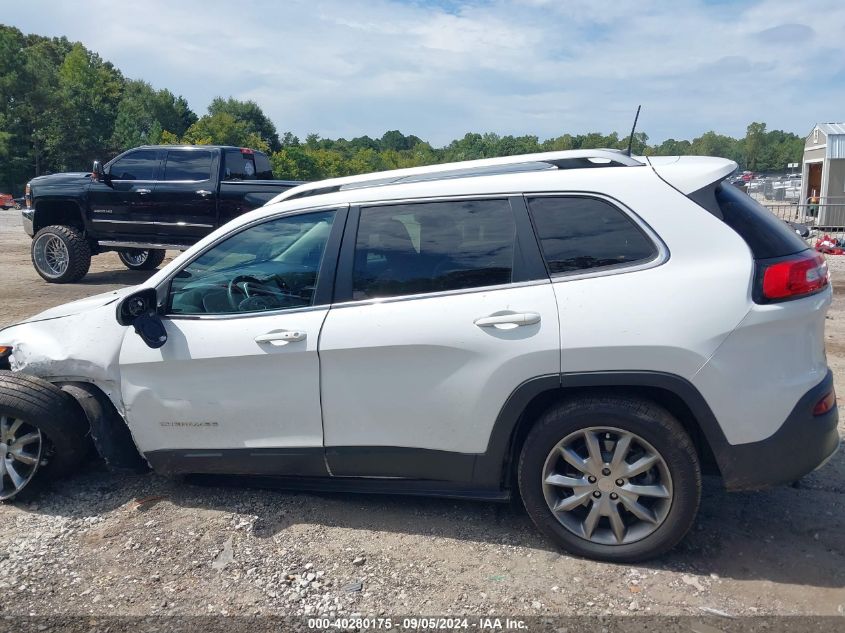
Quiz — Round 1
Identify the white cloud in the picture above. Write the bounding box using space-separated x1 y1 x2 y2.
5 0 845 144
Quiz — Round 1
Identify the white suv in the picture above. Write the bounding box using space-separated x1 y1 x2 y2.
0 150 838 562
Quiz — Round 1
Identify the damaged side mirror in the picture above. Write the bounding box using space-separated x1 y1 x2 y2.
116 288 167 349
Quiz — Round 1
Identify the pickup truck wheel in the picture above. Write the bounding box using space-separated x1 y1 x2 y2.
31 225 91 283
0 372 92 502
518 396 701 562
118 249 166 271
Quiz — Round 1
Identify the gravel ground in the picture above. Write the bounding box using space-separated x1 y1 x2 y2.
0 207 844 620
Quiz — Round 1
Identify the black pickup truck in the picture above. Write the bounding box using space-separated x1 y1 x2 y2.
22 145 301 282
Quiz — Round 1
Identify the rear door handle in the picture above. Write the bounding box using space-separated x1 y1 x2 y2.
196 189 213 197
136 188 151 195
474 312 541 327
255 330 307 345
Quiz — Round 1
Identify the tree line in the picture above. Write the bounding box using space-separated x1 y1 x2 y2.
0 24 805 194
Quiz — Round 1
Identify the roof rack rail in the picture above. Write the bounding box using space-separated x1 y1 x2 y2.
278 149 643 202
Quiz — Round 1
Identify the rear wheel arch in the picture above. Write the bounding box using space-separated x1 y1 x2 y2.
480 373 729 491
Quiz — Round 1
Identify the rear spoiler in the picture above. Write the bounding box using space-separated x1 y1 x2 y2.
646 156 737 195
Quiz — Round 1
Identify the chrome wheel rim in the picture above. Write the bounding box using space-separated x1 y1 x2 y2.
120 250 149 266
33 234 69 278
542 427 673 545
0 415 43 501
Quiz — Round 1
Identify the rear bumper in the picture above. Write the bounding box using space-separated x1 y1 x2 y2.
718 369 840 490
21 208 34 236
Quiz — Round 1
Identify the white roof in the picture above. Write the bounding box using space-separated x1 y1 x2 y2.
268 149 643 205
814 123 845 136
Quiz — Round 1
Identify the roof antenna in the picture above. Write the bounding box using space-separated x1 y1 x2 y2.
626 105 642 156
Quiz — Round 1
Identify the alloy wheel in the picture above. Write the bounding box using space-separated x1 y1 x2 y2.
33 234 70 278
542 426 673 545
0 415 43 501
120 250 149 267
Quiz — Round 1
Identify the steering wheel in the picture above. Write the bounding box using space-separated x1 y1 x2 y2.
227 275 281 310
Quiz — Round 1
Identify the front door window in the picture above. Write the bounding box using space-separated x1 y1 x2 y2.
168 210 336 315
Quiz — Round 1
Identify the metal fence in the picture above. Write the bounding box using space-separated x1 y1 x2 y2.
752 193 845 246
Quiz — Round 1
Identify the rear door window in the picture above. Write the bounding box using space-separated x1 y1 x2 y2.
527 196 657 275
163 150 213 181
352 199 516 299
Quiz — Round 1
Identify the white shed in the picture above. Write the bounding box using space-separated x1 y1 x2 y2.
802 122 845 227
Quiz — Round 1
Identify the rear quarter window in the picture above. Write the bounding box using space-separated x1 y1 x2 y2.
254 152 274 179
223 149 258 180
713 184 808 259
527 196 658 275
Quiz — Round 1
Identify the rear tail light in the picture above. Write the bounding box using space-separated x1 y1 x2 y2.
240 148 254 155
25 183 32 209
813 389 836 416
755 250 829 303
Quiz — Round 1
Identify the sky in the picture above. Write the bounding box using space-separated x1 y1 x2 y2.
4 0 845 145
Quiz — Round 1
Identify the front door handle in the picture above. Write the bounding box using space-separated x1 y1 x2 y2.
196 189 212 197
474 312 541 328
255 330 307 345
136 188 152 195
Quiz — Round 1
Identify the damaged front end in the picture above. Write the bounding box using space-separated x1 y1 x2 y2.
0 288 131 390
0 287 148 473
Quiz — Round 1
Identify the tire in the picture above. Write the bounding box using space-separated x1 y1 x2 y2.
31 225 91 283
518 396 701 563
117 248 166 271
0 371 92 501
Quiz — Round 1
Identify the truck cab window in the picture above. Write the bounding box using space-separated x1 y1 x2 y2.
108 150 159 181
223 149 258 180
164 150 213 181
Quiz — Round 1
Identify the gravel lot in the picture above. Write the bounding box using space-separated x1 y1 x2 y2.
0 207 844 621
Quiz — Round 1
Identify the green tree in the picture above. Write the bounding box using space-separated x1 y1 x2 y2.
651 138 692 156
111 80 195 149
46 43 123 170
182 111 250 146
270 146 321 180
690 131 742 165
207 96 280 151
744 122 767 171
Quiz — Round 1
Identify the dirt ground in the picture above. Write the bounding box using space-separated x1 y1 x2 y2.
0 207 843 620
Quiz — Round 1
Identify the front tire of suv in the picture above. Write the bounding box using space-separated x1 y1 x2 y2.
31 225 91 283
518 396 701 562
0 372 92 502
118 249 166 271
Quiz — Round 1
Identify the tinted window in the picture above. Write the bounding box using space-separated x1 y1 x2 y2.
353 199 515 300
109 150 159 181
528 197 656 274
713 184 807 258
254 152 274 179
223 149 257 180
168 211 335 315
164 150 213 181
